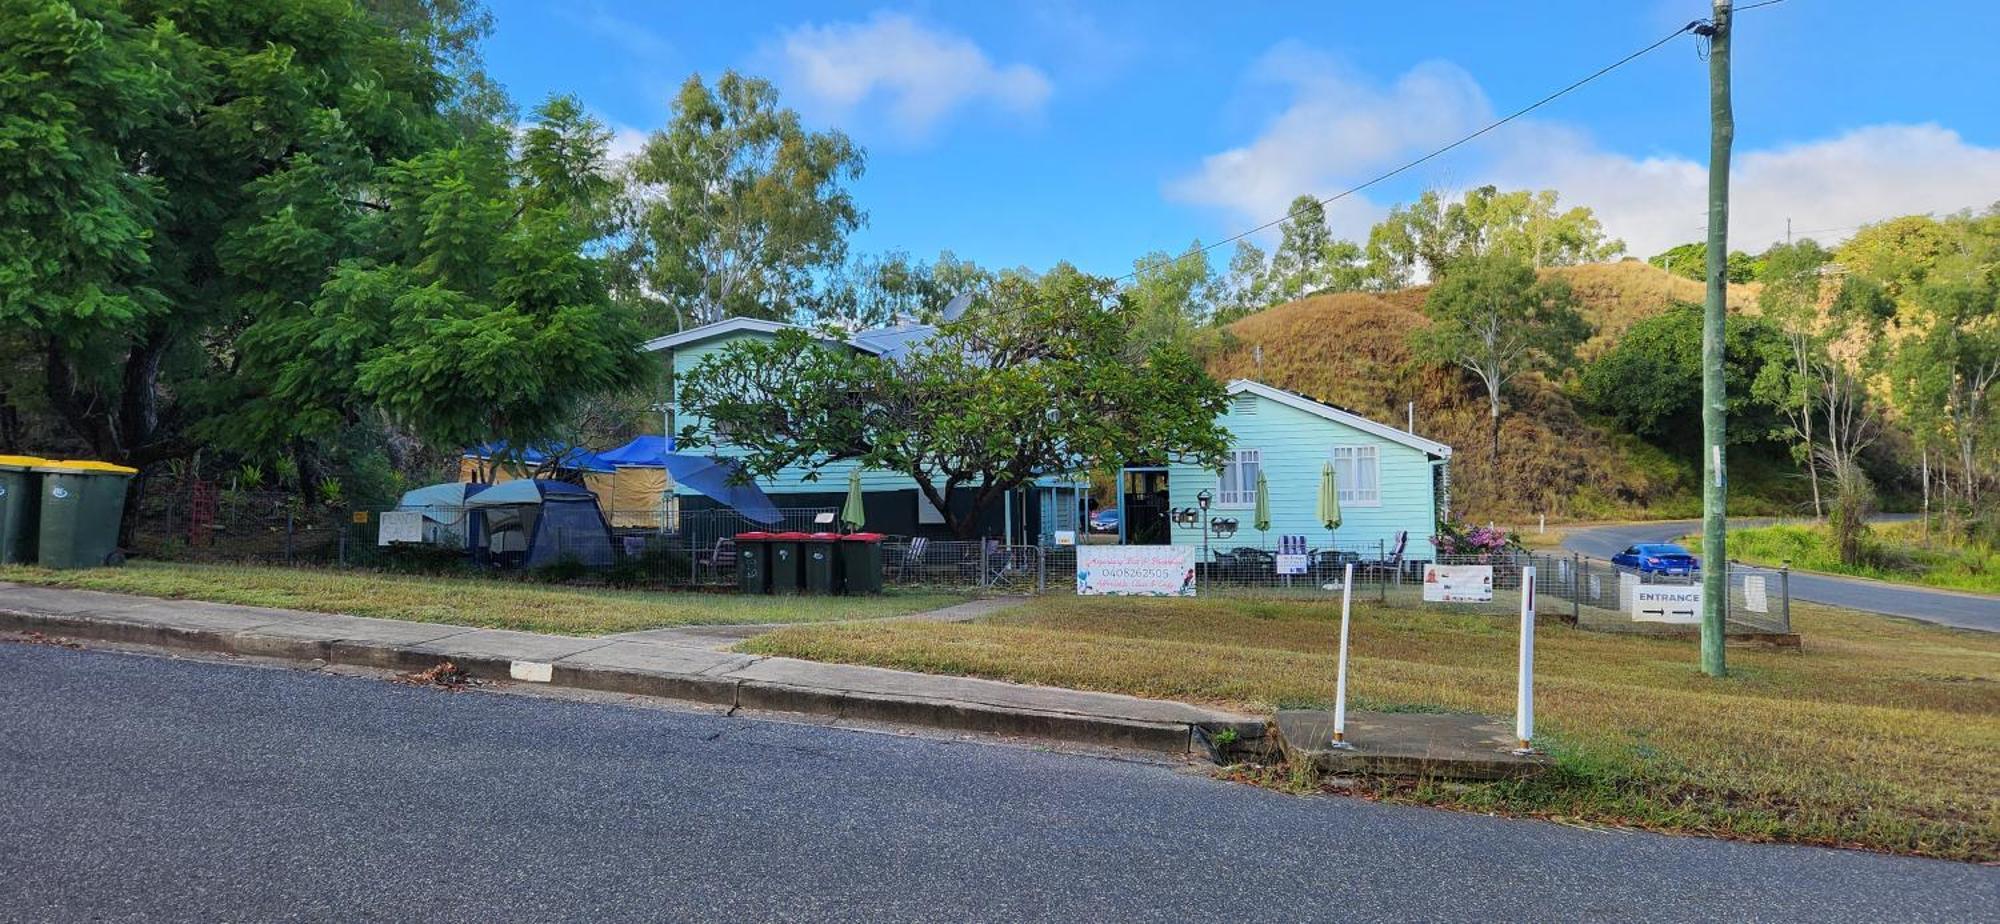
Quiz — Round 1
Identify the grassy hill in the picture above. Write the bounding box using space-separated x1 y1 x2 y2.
1208 260 1776 521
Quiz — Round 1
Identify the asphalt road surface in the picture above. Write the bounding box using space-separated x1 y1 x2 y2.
1563 519 2000 633
3 644 1992 923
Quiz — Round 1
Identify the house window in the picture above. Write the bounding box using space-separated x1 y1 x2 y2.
1329 445 1380 506
1217 449 1261 507
916 490 946 525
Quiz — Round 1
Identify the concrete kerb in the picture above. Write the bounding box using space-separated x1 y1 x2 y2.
0 591 1262 759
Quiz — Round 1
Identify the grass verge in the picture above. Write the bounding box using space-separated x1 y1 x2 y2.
0 561 965 636
1697 521 2000 595
741 595 2000 861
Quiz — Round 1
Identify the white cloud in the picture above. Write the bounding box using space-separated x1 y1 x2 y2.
605 122 650 164
1172 45 2000 258
1492 122 2000 257
766 12 1052 140
1166 46 1492 241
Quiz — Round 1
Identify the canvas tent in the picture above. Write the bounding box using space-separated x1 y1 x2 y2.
464 480 613 568
385 482 488 549
595 435 678 530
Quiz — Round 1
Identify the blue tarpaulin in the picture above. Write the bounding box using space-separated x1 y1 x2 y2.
463 441 615 473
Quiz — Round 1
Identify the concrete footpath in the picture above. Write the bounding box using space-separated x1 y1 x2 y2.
0 583 1263 757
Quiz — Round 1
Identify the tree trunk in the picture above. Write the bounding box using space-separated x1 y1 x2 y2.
1487 390 1501 471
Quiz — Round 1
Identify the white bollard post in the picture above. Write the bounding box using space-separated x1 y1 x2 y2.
1515 565 1537 753
1332 562 1355 748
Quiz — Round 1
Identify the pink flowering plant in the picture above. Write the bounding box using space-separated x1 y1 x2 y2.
1432 520 1522 561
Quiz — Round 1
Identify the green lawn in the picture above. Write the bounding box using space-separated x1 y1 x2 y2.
1693 521 2000 595
742 595 2000 861
0 561 965 636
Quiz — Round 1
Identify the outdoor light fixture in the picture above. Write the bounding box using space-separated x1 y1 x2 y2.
1195 489 1213 511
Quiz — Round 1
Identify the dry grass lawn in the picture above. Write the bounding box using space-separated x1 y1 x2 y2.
0 561 964 636
742 596 2000 861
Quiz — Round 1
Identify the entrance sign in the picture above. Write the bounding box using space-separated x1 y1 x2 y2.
1743 575 1768 613
1077 545 1196 596
1275 553 1308 575
1421 564 1493 602
1632 584 1703 623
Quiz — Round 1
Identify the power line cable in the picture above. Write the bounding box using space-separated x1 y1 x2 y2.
1121 0 1790 283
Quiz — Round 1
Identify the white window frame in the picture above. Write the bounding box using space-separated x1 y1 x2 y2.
1329 445 1381 507
916 490 946 525
1217 449 1261 508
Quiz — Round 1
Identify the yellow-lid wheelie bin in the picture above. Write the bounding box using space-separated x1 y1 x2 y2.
34 460 138 569
0 455 50 564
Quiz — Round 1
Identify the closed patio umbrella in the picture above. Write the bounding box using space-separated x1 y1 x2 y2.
1317 460 1343 547
1253 470 1271 546
841 468 866 531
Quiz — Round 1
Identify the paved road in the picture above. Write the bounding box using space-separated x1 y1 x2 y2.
2 645 1991 922
1563 520 2000 633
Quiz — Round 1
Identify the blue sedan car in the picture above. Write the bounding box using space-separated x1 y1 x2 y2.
1611 543 1701 578
1088 508 1121 534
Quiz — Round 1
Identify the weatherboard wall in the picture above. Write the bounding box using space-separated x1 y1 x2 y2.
665 331 937 505
1167 392 1442 559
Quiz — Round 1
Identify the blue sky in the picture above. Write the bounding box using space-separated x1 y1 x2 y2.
485 0 2000 277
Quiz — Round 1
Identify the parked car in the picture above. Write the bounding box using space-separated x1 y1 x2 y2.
1611 543 1701 578
1088 508 1121 534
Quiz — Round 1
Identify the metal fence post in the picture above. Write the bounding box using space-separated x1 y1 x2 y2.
337 516 348 567
1036 546 1046 593
1571 553 1581 623
1377 538 1387 603
285 509 295 566
1779 561 1791 632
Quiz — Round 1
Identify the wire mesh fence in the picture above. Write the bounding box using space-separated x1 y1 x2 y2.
127 482 1790 633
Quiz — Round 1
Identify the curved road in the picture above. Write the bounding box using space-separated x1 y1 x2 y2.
1563 520 2000 633
2 644 1992 922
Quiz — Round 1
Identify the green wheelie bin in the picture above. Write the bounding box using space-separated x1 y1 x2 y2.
0 455 49 564
768 531 808 595
839 532 885 595
802 532 841 594
35 460 138 569
735 531 772 594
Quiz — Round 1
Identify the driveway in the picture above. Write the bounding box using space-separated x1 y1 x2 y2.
1563 519 2000 633
1 644 1992 922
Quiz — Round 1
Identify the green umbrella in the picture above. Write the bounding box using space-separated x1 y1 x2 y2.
1253 470 1271 542
1317 460 1343 543
840 468 866 531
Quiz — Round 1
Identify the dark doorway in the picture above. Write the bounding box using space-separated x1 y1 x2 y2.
1121 468 1170 545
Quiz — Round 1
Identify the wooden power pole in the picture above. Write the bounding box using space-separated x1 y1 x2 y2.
1699 0 1733 678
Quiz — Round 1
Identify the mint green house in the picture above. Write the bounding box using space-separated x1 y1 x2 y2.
644 321 1448 554
643 317 1085 541
1144 380 1452 562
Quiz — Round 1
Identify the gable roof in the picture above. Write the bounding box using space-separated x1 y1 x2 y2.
641 316 944 358
640 318 802 353
1225 379 1452 459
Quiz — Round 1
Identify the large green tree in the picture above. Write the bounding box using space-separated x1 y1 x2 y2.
1368 186 1622 284
1755 239 1835 515
677 266 1231 539
226 96 648 454
626 71 865 329
1581 302 1782 446
1412 253 1591 467
1125 243 1227 358
2 0 449 469
0 1 644 510
1266 196 1368 303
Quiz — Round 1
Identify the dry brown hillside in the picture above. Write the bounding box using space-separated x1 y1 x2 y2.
1208 260 1758 521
